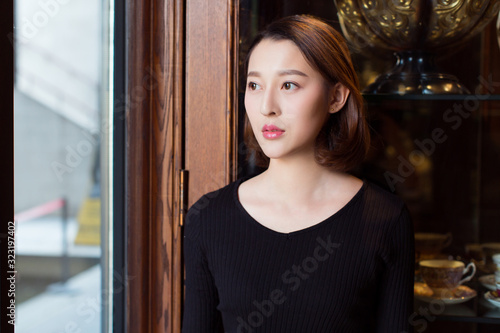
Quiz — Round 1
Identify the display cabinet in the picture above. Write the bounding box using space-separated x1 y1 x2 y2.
237 1 500 332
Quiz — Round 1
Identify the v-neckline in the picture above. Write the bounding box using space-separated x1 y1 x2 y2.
233 177 367 237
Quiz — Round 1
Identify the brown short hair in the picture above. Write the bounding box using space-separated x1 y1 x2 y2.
244 15 370 171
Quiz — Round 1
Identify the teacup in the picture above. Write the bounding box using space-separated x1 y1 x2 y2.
415 232 452 255
420 260 476 295
465 243 484 262
493 253 500 271
482 243 500 273
483 243 500 255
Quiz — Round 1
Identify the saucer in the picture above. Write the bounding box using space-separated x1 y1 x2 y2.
414 282 477 304
484 291 500 308
479 275 497 291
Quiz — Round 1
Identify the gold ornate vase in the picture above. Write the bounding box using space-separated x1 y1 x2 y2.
335 0 500 94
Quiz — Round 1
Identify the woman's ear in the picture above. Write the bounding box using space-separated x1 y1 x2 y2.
328 83 350 114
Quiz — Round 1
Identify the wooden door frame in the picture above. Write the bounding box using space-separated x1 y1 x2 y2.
125 0 238 332
125 0 185 331
185 0 239 206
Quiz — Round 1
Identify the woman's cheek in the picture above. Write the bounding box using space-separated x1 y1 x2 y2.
245 97 260 118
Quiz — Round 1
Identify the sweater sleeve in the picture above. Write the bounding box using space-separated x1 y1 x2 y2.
182 210 223 333
376 206 415 333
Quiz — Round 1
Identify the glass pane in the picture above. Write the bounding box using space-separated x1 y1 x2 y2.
14 0 112 332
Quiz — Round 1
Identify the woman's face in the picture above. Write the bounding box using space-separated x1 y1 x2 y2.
244 39 334 162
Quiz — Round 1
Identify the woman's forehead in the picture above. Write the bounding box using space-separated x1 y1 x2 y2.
247 39 317 77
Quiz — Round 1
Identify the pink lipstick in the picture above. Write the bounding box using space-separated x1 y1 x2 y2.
262 124 285 139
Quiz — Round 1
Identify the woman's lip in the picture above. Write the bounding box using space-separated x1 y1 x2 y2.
262 124 284 132
262 124 285 139
262 131 284 139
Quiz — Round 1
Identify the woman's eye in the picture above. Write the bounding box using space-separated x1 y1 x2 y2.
248 82 260 91
282 82 297 90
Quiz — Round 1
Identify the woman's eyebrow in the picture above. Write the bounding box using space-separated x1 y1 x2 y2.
247 69 308 77
278 69 308 77
247 71 260 77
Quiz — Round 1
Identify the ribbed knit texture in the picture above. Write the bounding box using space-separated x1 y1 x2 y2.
182 178 414 333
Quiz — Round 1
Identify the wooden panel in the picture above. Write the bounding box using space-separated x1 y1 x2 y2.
0 1 14 333
185 0 239 206
126 0 151 330
171 2 185 331
126 0 184 332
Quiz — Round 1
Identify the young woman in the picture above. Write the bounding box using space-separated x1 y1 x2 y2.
182 15 414 332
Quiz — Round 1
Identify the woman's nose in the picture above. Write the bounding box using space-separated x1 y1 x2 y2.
260 89 280 116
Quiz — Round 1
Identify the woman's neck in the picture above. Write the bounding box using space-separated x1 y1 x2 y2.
258 156 353 205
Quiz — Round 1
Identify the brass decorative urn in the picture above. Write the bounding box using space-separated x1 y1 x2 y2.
335 0 500 94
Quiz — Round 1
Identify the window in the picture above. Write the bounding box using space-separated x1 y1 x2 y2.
13 0 116 332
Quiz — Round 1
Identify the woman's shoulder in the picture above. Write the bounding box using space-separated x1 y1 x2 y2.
364 179 404 202
184 177 246 228
187 179 238 212
361 179 408 220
